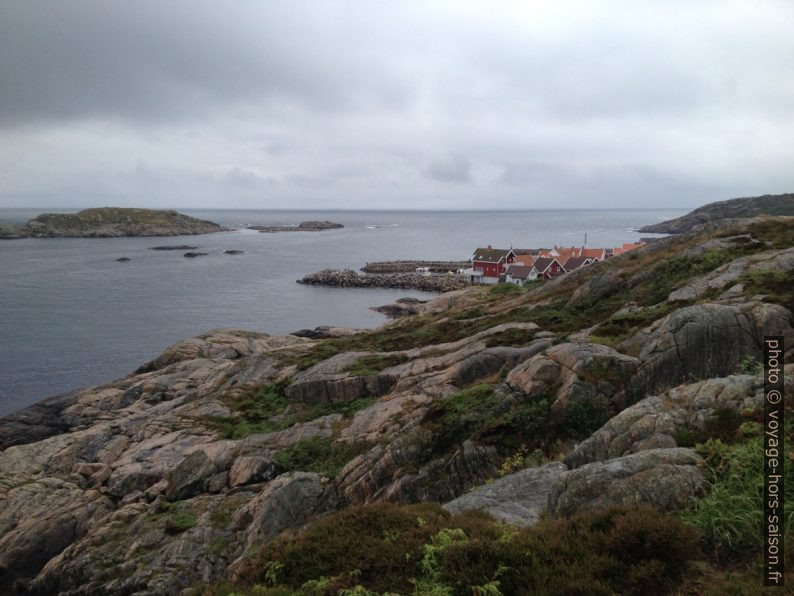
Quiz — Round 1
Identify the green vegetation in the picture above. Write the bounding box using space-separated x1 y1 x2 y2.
488 283 523 296
295 342 342 370
415 383 609 468
482 328 538 348
273 437 374 478
739 268 794 311
165 511 198 535
209 502 698 595
450 307 487 320
591 303 673 343
745 218 794 249
344 354 408 377
206 383 376 439
737 355 763 375
634 250 736 305
672 404 756 449
682 437 793 563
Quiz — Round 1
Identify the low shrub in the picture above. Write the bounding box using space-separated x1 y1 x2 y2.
226 503 699 595
417 384 557 463
164 512 198 535
207 384 374 439
273 437 373 478
702 407 743 442
344 354 408 377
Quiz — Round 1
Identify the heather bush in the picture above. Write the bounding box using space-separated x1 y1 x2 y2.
224 503 699 595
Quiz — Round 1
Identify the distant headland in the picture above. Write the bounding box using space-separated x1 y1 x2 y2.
0 207 226 239
638 192 794 234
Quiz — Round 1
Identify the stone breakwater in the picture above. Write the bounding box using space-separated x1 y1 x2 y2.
297 268 472 292
361 260 469 273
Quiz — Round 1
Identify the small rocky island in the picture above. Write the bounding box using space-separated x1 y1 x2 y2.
639 191 794 233
0 208 225 239
248 220 344 233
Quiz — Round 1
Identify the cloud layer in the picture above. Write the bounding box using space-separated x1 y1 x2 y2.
1 0 792 209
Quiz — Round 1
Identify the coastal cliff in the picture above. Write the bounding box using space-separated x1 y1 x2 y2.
0 208 225 239
1 216 792 594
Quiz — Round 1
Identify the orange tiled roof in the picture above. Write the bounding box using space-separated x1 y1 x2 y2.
514 254 535 267
581 248 606 259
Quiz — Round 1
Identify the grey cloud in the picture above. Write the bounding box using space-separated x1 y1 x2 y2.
425 156 472 184
0 1 792 209
0 1 410 127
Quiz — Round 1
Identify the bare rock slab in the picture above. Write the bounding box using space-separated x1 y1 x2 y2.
549 448 705 517
444 462 568 525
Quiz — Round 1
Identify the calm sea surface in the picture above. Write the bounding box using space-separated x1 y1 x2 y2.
0 208 684 416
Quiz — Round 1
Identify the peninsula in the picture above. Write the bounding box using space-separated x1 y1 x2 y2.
0 215 791 593
639 191 794 233
0 207 225 239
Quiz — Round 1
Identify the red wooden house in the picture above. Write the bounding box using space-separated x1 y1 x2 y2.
530 256 566 279
469 246 517 284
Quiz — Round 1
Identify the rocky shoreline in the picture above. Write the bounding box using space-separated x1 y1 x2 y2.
297 268 472 292
0 215 792 593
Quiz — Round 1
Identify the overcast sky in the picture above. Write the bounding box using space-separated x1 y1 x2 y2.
1 1 792 210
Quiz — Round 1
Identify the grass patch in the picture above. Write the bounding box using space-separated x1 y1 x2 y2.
745 219 794 249
220 502 698 595
489 283 523 296
682 436 793 563
343 354 408 376
592 303 674 342
482 328 538 348
415 383 608 467
631 250 737 306
739 268 794 311
206 383 375 439
273 437 374 477
450 306 488 320
295 342 341 371
165 511 198 535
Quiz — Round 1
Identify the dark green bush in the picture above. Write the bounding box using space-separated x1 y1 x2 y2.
703 407 743 442
273 437 373 477
343 353 408 376
164 512 198 535
229 503 699 595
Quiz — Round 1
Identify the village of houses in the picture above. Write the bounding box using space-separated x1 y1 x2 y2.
458 241 647 285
